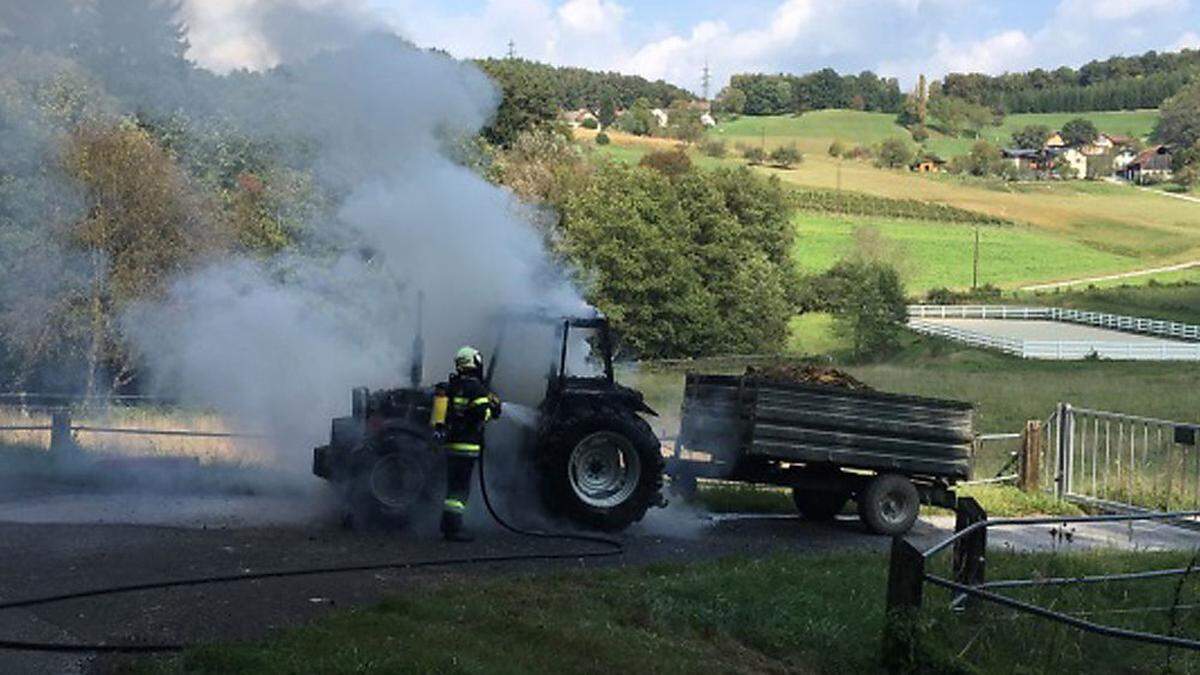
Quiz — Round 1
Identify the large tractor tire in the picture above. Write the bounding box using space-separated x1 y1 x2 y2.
344 429 437 530
540 407 663 531
858 474 920 536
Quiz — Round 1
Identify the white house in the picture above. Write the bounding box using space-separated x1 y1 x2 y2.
1055 147 1088 178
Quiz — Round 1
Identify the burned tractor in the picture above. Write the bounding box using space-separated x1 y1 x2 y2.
312 312 664 532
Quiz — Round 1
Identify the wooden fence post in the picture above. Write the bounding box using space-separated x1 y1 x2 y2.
883 537 925 670
1019 420 1042 492
952 497 987 609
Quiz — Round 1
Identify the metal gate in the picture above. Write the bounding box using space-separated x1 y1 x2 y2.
1045 403 1200 512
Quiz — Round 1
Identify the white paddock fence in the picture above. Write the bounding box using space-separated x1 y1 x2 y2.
908 305 1200 342
906 305 1200 361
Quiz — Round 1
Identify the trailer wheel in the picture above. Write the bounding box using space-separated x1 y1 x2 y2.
791 489 848 521
541 408 663 531
858 474 920 536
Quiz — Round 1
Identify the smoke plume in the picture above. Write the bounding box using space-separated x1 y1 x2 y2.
125 31 589 469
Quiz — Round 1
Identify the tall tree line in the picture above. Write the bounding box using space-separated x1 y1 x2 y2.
940 49 1200 113
723 69 905 116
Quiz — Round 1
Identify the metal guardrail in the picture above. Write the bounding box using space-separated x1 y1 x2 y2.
907 318 1200 361
908 305 1200 342
885 501 1200 666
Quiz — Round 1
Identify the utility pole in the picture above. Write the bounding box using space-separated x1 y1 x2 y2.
972 224 980 289
701 60 712 101
506 39 516 60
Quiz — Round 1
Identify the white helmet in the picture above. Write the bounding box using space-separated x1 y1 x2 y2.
454 346 483 373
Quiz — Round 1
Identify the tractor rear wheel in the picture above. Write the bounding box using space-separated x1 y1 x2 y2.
541 408 663 531
345 431 436 529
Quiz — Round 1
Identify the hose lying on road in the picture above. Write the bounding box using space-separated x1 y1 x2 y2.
0 450 623 654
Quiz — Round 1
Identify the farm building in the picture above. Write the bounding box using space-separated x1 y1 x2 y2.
911 154 947 173
1002 148 1048 172
1120 145 1174 184
1043 132 1067 149
561 108 597 127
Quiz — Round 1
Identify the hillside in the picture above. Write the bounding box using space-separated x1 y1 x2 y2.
580 108 1200 291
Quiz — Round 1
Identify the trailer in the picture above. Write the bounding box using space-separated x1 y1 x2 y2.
667 374 974 535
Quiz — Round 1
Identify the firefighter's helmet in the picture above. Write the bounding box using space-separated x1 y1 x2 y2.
454 346 483 373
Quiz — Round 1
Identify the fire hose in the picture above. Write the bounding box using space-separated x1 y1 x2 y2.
0 450 623 654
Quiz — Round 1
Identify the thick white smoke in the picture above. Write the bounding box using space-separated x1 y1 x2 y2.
126 34 589 471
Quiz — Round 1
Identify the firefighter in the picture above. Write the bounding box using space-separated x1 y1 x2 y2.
432 346 501 542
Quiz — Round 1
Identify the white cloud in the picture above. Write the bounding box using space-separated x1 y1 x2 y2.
1058 0 1185 21
557 0 626 34
1174 31 1200 50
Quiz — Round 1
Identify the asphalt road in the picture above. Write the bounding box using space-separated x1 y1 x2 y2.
3 490 1199 674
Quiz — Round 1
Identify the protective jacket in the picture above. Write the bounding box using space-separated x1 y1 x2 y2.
443 372 501 455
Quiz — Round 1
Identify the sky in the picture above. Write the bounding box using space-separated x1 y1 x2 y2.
181 0 1200 94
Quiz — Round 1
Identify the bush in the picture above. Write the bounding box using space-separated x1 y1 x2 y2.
595 131 610 145
876 137 914 169
828 139 845 157
911 126 929 142
639 146 692 177
769 144 803 169
847 145 873 160
581 117 598 130
701 139 727 158
743 146 767 165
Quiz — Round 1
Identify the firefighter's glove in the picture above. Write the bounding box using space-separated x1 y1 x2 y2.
489 394 502 419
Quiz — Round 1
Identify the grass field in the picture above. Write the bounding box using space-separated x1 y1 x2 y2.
137 549 1200 674
924 109 1161 157
792 212 1139 292
709 109 1160 159
579 111 1200 290
1015 279 1200 324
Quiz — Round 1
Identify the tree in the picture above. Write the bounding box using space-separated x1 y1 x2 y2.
1061 118 1099 146
743 146 766 165
828 139 846 157
1173 140 1200 189
809 260 907 360
478 59 558 147
615 97 658 136
554 163 798 356
598 96 617 128
876 137 914 168
1011 124 1051 149
1156 81 1200 148
63 122 223 394
714 86 746 116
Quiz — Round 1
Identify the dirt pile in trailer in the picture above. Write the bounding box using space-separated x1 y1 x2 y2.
744 363 872 391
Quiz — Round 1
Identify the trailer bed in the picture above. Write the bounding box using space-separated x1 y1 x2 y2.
677 374 974 481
